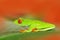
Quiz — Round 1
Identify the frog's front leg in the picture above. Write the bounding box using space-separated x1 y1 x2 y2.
19 26 29 33
29 24 40 32
27 25 38 32
31 28 38 32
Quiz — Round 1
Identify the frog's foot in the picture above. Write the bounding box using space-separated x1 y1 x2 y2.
19 30 26 33
31 28 38 32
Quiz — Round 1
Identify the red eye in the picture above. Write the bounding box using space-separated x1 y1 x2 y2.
18 19 22 24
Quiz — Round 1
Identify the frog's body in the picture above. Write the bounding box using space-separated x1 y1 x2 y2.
14 18 55 32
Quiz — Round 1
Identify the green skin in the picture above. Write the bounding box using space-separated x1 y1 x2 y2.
14 18 55 32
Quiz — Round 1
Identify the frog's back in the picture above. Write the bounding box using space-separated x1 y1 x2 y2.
27 20 55 32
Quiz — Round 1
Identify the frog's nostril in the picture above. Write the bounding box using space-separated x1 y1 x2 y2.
18 19 22 24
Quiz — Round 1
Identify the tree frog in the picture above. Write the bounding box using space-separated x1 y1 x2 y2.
14 18 55 32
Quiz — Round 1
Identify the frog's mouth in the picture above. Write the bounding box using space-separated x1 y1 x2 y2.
39 26 55 31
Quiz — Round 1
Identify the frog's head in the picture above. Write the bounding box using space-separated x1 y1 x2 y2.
14 18 30 31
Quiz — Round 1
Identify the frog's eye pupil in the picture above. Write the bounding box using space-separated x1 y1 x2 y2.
18 19 22 24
